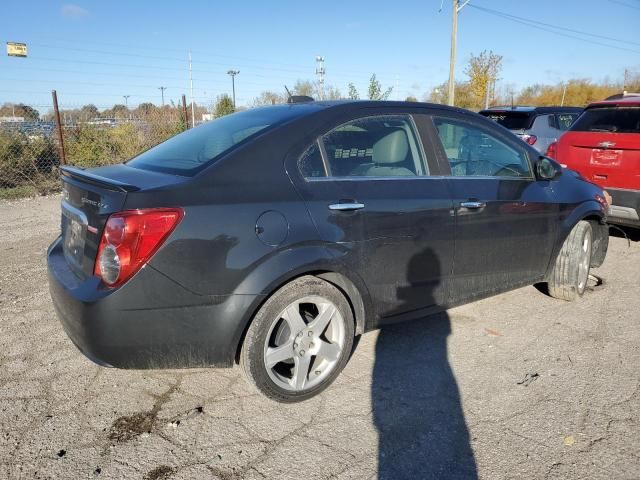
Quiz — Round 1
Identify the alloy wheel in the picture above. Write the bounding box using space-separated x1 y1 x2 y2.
263 295 346 391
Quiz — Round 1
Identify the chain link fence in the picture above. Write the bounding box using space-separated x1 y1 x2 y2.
1 93 192 199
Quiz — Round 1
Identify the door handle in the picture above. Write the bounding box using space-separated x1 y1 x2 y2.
329 202 365 211
460 201 486 209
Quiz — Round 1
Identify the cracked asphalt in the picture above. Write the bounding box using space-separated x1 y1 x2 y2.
1 195 639 480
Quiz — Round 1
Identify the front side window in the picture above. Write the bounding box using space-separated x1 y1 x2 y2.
433 118 532 178
299 115 426 178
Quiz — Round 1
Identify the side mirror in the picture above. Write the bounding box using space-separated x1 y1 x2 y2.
536 156 562 180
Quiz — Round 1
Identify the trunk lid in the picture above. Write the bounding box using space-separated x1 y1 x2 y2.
59 164 186 279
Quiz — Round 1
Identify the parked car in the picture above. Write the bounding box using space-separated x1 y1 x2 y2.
48 100 609 402
479 106 582 153
546 96 640 228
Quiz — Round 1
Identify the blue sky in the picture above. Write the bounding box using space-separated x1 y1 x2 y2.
1 0 639 112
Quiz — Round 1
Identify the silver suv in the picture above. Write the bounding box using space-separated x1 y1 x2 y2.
479 106 583 153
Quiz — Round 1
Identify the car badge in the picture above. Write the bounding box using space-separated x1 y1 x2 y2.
597 141 616 148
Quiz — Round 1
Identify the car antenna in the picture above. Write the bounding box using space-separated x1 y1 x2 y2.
284 85 293 102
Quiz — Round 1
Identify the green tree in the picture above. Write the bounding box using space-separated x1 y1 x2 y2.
103 104 129 119
214 94 235 117
19 104 40 120
367 74 393 100
80 104 99 120
347 83 360 100
135 103 156 117
405 96 418 102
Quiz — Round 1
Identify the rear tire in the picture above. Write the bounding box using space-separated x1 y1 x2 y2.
240 275 355 402
547 220 593 301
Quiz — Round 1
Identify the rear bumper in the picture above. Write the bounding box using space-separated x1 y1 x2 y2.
47 237 258 368
607 188 640 227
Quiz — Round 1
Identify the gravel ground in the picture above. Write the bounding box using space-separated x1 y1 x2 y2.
0 194 638 480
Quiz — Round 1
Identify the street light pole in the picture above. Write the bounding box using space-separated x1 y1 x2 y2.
227 70 239 110
447 0 471 106
158 87 167 106
123 95 130 107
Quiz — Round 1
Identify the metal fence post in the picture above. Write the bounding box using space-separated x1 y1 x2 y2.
51 90 66 165
181 94 189 129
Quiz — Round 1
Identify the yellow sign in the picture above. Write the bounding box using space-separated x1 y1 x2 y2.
7 42 27 57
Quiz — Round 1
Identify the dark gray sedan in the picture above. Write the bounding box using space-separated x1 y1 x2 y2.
48 100 609 402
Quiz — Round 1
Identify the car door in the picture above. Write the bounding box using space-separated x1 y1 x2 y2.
290 111 455 323
425 113 559 304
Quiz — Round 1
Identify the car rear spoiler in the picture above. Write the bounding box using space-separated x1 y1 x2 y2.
60 166 140 193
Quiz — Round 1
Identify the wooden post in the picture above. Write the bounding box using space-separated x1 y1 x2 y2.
51 90 66 165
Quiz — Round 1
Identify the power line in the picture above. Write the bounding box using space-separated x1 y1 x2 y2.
29 36 374 77
606 0 640 10
468 5 640 54
469 4 640 47
11 55 396 85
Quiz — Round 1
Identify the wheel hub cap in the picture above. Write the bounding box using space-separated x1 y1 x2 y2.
263 296 345 392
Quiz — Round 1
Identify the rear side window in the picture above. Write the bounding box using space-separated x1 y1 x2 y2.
480 111 534 130
555 113 579 130
570 107 640 134
127 105 311 176
299 115 427 178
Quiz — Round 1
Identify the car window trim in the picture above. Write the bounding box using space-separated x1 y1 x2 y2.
427 113 536 181
304 175 446 183
316 138 331 177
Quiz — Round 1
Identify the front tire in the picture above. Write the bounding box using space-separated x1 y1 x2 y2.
240 276 355 402
547 220 593 301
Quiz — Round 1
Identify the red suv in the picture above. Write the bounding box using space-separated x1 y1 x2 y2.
546 96 640 228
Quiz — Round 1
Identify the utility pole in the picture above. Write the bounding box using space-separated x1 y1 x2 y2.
623 68 629 93
158 87 167 106
227 70 240 110
315 56 325 100
189 51 195 126
447 0 471 106
561 83 567 106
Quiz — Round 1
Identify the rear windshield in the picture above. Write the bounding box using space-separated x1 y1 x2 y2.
570 107 640 134
479 111 534 130
127 105 311 175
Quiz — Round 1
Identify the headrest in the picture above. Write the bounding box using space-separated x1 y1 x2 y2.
372 129 409 164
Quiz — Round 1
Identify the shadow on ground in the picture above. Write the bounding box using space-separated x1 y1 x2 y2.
372 248 477 479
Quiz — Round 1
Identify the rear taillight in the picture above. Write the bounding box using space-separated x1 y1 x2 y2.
94 208 184 287
522 134 537 145
545 141 558 160
595 192 611 211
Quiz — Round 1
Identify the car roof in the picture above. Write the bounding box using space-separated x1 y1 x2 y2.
587 96 640 108
479 106 583 114
256 99 476 117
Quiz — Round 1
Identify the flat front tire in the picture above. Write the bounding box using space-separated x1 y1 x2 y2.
547 220 593 301
240 276 355 402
